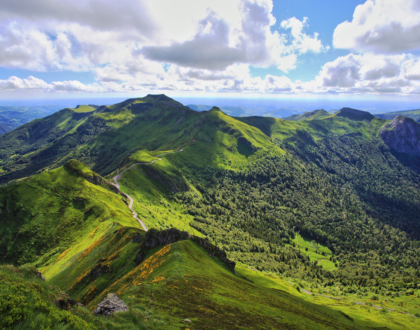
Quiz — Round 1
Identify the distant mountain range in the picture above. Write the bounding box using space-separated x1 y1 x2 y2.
0 105 64 135
376 109 420 121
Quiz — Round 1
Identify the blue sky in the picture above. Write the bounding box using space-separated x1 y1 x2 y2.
0 0 419 101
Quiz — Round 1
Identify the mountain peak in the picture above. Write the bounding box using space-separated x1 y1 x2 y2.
336 107 374 121
144 94 178 103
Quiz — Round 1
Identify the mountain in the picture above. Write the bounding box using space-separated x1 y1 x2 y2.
2 95 420 329
283 109 330 121
381 115 420 156
335 107 375 121
0 105 61 135
186 104 254 116
376 109 420 121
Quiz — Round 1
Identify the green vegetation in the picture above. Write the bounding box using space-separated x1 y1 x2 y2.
1 96 420 328
0 264 95 330
70 105 97 113
0 160 141 268
284 109 331 121
129 150 158 164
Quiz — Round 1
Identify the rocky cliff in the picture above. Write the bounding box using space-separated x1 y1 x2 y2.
380 116 420 156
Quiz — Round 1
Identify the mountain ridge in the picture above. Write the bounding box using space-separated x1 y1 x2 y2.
2 94 420 329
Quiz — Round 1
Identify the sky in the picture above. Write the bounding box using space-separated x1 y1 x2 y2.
1 0 420 102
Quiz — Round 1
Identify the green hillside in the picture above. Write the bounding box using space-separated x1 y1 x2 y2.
283 109 331 121
1 95 420 328
0 159 141 268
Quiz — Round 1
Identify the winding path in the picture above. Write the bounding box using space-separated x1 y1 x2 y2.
111 149 184 232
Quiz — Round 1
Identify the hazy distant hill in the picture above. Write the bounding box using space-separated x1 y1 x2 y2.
0 105 61 135
376 109 420 121
186 104 254 116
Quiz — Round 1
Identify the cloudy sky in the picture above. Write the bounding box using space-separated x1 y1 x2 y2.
1 0 420 99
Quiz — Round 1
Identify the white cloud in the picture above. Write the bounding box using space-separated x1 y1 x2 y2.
1 0 419 97
310 53 420 95
0 76 49 89
280 17 328 54
333 0 420 53
0 0 329 79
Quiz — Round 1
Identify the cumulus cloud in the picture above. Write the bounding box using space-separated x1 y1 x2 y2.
1 0 418 97
0 76 49 89
280 17 328 54
142 1 325 71
333 0 420 53
0 0 329 79
311 53 420 94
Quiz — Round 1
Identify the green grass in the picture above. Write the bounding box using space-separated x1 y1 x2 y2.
291 234 338 271
0 264 96 330
111 157 201 234
0 160 141 274
284 109 332 121
129 150 158 163
70 105 96 113
79 239 419 329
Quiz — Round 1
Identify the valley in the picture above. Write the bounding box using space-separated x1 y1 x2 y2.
1 95 420 329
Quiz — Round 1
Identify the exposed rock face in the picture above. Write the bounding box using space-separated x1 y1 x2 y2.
94 293 128 316
35 269 45 281
133 228 236 272
380 116 420 156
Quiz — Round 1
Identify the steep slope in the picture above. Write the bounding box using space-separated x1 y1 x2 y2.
380 115 420 156
2 96 420 328
40 226 418 329
0 95 276 185
0 159 141 267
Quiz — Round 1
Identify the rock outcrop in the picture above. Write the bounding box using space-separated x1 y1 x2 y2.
94 293 128 316
380 116 420 156
133 228 236 272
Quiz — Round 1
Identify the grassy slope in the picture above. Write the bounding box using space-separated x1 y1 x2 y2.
2 96 420 329
63 237 419 329
238 112 388 142
290 233 338 271
0 264 96 330
71 105 96 113
0 160 141 273
239 265 420 330
284 109 331 121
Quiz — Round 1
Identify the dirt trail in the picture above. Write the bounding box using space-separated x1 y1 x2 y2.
111 149 184 232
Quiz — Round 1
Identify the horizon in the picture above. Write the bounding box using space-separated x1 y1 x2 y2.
0 94 418 115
